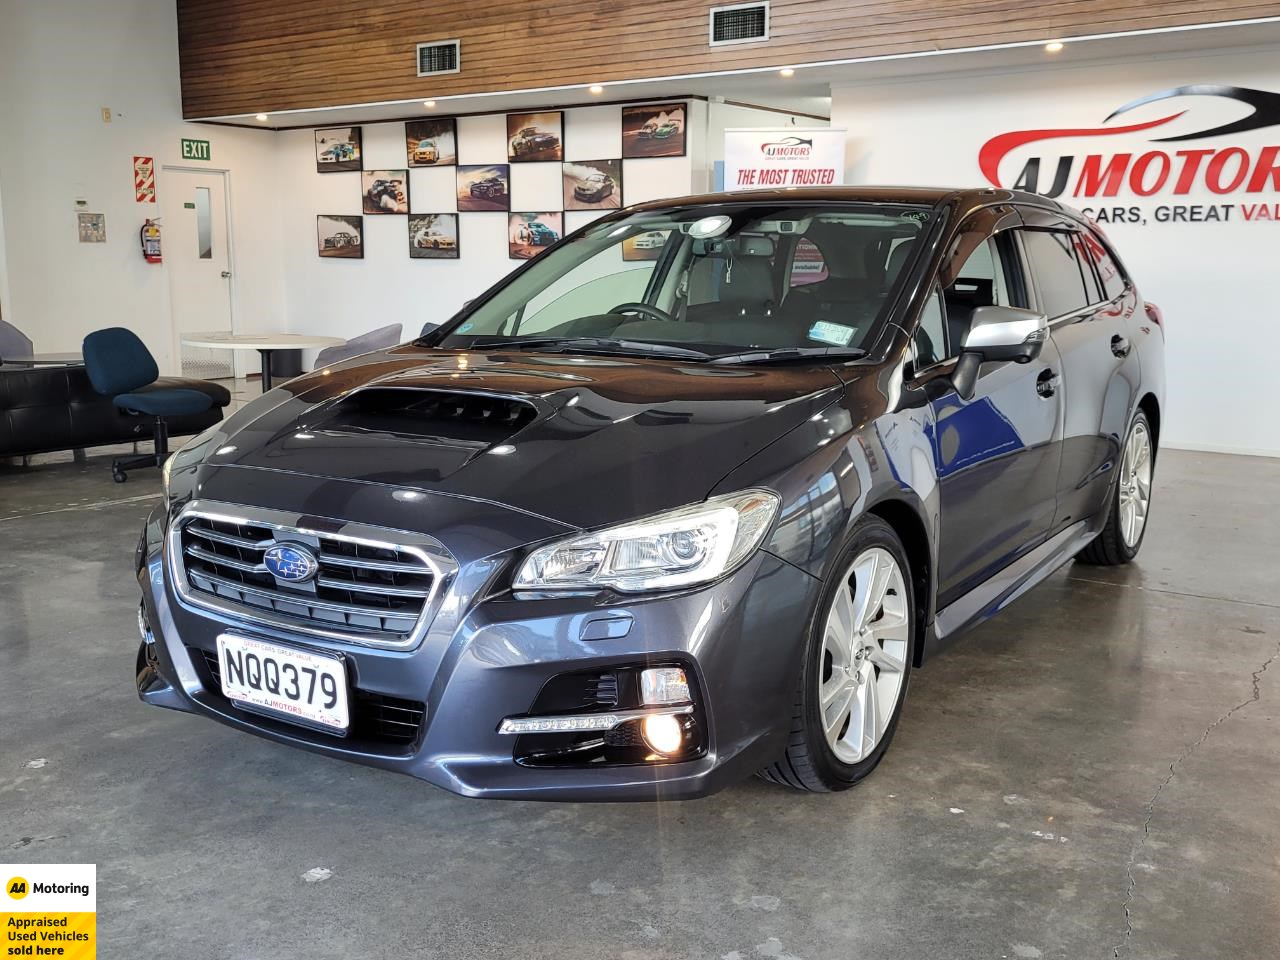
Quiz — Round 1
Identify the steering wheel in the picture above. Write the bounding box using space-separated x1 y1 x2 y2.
608 301 675 324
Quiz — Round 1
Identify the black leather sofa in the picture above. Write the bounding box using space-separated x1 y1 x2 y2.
0 363 230 458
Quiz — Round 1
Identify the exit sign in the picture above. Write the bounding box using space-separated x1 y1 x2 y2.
181 138 211 161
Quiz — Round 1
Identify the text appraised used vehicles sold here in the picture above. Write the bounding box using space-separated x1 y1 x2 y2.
136 187 1164 800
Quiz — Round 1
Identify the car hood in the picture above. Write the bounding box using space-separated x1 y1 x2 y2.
205 346 844 529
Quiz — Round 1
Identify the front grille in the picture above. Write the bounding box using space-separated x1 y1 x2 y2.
172 505 451 648
197 649 425 747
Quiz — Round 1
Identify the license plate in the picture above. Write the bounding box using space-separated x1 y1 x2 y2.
215 634 350 732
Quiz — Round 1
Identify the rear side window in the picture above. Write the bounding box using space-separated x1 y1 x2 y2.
1074 235 1104 304
1021 230 1090 318
1079 231 1127 300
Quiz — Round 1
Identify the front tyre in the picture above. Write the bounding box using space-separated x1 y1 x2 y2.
761 516 915 792
1077 410 1154 566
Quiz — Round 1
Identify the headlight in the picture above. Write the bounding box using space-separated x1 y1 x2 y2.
513 489 779 593
162 424 222 500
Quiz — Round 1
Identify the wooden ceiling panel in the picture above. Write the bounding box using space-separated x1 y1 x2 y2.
177 0 1280 117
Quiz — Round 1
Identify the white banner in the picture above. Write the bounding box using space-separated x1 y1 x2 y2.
724 128 846 191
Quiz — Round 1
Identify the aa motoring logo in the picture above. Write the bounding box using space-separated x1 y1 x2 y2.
7 876 29 899
979 85 1280 224
760 136 814 159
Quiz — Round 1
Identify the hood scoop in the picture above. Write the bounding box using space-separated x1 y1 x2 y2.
309 387 538 449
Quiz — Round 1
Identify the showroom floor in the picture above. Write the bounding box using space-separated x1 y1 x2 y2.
1 425 1277 959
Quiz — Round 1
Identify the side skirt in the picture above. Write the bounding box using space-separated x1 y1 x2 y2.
922 519 1097 661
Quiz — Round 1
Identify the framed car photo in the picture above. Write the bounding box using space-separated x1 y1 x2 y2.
563 159 622 210
622 103 687 158
409 213 459 259
507 112 564 163
316 215 363 259
362 170 410 214
622 228 672 261
315 127 363 172
508 212 563 260
457 164 510 212
406 118 457 167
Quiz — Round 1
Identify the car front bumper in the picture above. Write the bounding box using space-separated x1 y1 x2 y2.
135 499 820 801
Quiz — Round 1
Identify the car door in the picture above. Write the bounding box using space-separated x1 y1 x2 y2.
908 205 1065 609
1015 208 1141 536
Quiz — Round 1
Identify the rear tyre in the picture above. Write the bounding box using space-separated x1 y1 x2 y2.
760 516 915 793
1076 410 1154 566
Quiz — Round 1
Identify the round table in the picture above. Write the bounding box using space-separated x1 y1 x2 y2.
180 333 344 391
1 352 84 367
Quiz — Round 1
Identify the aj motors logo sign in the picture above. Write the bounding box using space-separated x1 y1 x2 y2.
760 136 814 159
979 85 1280 225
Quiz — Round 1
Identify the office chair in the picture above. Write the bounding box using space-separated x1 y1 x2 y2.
82 328 215 483
312 323 402 369
0 319 34 363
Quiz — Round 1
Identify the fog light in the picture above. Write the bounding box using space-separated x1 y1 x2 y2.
137 602 154 644
640 667 690 705
641 713 684 756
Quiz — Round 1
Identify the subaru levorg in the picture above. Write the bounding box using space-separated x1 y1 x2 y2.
136 187 1164 801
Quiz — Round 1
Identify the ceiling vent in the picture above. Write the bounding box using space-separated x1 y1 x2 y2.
709 2 769 46
416 39 461 77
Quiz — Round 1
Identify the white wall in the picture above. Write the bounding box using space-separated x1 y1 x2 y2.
278 104 698 347
0 0 284 374
831 46 1280 458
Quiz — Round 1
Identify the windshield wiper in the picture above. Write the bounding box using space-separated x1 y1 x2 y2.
709 346 869 365
470 336 712 360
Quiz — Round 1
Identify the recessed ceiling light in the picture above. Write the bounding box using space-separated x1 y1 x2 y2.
1044 40 1064 53
255 113 269 121
423 100 436 108
779 67 795 77
589 84 604 94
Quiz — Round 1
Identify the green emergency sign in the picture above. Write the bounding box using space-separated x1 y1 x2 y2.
181 138 211 161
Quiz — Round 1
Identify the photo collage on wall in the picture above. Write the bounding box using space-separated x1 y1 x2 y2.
312 102 687 261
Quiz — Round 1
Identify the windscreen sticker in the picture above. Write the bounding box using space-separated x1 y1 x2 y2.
808 320 856 346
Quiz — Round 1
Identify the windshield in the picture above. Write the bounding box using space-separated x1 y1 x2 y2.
435 202 933 359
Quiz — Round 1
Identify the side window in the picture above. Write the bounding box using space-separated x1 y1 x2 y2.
787 238 828 287
1072 235 1103 304
1021 229 1091 318
911 287 947 371
939 236 1016 359
1080 230 1127 300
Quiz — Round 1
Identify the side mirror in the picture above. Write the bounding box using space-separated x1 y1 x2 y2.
952 306 1049 400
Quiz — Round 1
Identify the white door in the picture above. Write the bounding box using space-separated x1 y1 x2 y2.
162 168 234 379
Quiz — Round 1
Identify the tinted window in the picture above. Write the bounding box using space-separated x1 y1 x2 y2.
1080 231 1127 300
1022 230 1090 318
1074 235 1104 304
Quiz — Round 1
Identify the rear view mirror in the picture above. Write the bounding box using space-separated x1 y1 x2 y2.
952 306 1049 399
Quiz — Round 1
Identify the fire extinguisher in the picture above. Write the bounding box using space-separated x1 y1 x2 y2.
140 218 162 263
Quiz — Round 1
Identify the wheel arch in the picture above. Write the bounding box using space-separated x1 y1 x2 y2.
1137 392 1160 450
865 497 933 668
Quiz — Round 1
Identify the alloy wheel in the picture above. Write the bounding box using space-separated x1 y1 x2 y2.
1119 421 1153 547
819 547 910 764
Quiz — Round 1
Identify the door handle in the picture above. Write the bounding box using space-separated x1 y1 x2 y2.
1036 368 1060 398
1111 334 1131 358
220 270 232 279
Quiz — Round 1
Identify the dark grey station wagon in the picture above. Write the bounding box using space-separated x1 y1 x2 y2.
136 187 1165 800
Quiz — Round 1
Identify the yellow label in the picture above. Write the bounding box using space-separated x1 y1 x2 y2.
4 880 27 902
2 912 95 958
